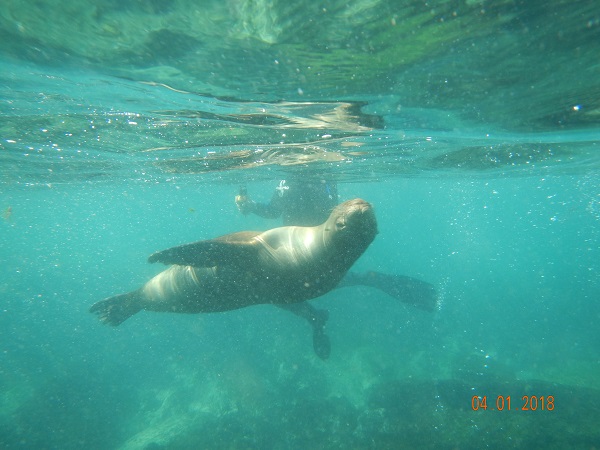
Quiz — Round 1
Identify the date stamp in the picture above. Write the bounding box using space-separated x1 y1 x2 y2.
472 395 554 411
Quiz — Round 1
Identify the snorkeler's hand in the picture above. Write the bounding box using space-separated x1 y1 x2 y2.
235 193 255 215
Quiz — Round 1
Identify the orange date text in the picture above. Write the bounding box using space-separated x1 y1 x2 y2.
471 395 554 411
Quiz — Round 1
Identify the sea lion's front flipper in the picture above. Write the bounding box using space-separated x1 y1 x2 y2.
276 303 331 360
148 231 262 267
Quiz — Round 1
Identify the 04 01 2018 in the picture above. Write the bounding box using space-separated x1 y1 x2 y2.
471 395 555 411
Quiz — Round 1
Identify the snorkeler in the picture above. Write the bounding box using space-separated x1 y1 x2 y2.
236 178 339 227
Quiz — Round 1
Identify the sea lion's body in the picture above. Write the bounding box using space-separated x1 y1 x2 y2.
90 198 377 325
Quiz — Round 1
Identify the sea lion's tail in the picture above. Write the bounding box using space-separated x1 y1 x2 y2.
90 291 142 326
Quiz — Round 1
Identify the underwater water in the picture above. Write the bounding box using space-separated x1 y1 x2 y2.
1 0 600 449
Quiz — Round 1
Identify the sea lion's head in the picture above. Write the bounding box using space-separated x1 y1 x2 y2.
326 198 378 255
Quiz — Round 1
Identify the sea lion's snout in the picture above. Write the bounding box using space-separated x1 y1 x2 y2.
336 198 378 238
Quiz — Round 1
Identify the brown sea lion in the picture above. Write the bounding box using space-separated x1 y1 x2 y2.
90 198 377 326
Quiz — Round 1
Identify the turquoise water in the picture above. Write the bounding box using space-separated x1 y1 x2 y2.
1 1 600 449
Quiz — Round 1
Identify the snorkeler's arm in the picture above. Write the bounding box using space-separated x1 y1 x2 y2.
235 189 284 219
249 191 284 219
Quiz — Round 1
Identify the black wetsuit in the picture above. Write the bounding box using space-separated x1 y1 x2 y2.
251 179 338 226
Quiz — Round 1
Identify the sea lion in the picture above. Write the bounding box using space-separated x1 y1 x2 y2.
90 198 377 326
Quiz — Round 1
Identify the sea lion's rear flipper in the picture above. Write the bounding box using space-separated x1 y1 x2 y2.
90 291 142 326
148 231 262 267
339 271 439 312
